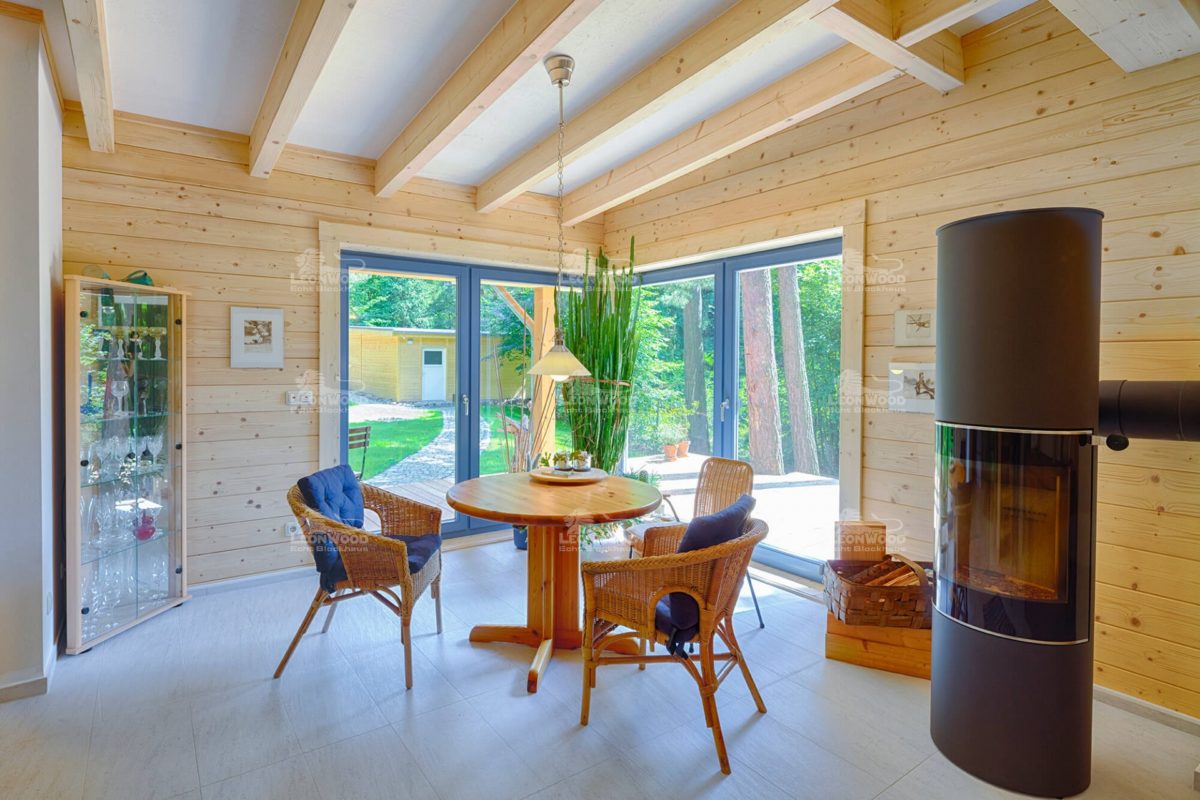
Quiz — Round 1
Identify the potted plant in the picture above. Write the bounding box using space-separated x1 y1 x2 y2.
659 413 687 461
560 245 641 472
658 407 688 461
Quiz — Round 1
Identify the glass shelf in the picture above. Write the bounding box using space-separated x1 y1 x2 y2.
80 462 171 488
82 527 176 566
81 411 172 424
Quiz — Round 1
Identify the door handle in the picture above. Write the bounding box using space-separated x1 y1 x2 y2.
719 398 731 422
461 393 470 414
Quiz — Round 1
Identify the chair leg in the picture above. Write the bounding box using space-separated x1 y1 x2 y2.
747 575 765 629
320 591 340 634
274 588 326 679
723 621 766 714
699 640 731 774
638 636 647 671
401 617 413 691
432 576 443 635
581 620 594 725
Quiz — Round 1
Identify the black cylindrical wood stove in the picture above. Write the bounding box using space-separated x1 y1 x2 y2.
932 208 1104 798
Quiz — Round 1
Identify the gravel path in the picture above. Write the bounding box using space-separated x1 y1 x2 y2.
368 407 493 488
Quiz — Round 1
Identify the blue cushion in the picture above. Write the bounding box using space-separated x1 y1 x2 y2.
384 532 442 574
656 597 698 650
297 464 365 528
664 494 756 653
297 465 364 592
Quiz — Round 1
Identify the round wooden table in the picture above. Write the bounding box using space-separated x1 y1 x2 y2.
446 472 662 693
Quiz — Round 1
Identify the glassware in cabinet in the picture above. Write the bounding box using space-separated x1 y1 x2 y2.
66 276 188 653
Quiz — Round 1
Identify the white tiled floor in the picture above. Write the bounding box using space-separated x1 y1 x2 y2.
3 540 1198 800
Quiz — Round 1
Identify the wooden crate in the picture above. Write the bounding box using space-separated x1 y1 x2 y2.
824 613 931 679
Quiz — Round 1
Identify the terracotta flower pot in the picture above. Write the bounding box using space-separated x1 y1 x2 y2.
677 439 690 457
662 443 678 462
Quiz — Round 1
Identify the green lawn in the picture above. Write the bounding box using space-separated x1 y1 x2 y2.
353 411 443 480
351 404 572 481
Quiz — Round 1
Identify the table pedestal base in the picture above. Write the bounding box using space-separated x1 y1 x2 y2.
469 524 636 693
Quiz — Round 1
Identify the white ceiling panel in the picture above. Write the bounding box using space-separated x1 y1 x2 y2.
533 19 845 194
418 0 739 187
105 0 298 133
950 0 1039 36
290 0 516 157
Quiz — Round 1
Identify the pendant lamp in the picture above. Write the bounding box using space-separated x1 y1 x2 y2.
528 54 590 383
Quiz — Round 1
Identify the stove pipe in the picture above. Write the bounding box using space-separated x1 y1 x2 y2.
931 208 1103 798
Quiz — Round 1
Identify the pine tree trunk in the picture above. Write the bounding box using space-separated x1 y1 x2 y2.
779 266 820 475
739 270 784 475
682 285 709 451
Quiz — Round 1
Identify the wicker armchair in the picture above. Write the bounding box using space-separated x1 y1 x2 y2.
581 519 769 774
627 456 765 628
274 483 443 688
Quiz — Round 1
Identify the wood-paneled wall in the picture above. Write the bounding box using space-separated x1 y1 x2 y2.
62 110 603 585
601 1 1200 717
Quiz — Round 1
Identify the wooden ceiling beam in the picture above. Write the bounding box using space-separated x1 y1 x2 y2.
62 0 114 153
474 0 841 214
249 0 357 178
1048 0 1200 72
375 0 602 197
892 0 1004 46
815 0 964 92
562 46 900 225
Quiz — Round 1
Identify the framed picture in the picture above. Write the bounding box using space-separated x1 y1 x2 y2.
230 306 284 368
889 362 935 413
894 308 935 346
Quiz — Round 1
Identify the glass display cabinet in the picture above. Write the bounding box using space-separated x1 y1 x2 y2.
65 276 189 653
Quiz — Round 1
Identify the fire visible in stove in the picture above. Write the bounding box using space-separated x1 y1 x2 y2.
934 424 1091 644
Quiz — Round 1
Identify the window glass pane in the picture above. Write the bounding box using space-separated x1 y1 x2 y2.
347 270 458 523
628 274 715 520
735 257 842 562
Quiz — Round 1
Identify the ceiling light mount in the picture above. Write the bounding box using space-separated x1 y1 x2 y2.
543 54 575 88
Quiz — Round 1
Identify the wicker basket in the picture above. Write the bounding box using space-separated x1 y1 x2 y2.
824 554 934 629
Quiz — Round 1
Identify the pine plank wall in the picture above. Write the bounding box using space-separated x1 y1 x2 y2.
602 1 1200 717
63 1 1197 716
61 113 603 585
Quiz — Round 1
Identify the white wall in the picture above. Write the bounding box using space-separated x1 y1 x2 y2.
0 14 62 699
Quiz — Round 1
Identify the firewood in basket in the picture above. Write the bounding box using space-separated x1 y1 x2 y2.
865 566 911 586
882 571 921 587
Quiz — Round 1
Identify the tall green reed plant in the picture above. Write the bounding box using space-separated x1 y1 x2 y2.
559 242 640 472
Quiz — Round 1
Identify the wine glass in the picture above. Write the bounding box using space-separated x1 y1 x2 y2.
138 435 153 468
86 442 101 483
111 380 129 417
148 434 164 468
94 490 117 550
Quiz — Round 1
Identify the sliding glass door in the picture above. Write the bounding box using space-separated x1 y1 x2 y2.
732 256 842 572
346 267 464 526
343 255 555 535
637 239 843 579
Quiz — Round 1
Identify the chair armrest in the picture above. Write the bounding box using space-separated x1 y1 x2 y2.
641 523 688 557
308 512 411 587
361 483 441 537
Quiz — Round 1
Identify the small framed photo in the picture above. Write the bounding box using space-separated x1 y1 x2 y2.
889 362 935 414
230 307 284 368
894 308 935 346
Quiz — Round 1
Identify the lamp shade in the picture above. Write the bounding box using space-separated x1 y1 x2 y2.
529 343 590 382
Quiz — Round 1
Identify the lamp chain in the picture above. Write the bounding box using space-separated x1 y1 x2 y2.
555 82 566 287
553 80 566 341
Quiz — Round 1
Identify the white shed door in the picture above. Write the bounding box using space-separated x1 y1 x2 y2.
421 348 446 401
